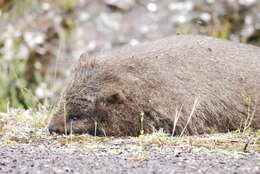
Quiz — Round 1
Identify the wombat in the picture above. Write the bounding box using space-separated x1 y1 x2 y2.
48 35 260 136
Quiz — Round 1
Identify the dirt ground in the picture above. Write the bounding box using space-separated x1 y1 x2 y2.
0 108 259 174
0 130 260 174
0 141 259 174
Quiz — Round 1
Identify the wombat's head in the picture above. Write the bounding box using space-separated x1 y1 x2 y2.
48 54 127 135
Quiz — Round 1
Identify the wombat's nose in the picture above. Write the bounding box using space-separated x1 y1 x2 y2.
48 124 59 134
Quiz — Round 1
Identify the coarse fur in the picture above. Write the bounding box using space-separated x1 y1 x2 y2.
48 35 260 136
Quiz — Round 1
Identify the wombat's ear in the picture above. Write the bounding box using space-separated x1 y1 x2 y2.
106 91 126 104
96 91 126 111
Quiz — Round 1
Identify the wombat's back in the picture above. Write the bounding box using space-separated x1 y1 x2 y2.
49 35 260 136
96 35 260 134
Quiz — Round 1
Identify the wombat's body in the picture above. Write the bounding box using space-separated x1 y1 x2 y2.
48 35 260 136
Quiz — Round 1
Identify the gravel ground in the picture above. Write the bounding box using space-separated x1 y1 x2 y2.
0 136 259 174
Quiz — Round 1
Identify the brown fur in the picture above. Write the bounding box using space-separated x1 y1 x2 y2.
48 35 260 136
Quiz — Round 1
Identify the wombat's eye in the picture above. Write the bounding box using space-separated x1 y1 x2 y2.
69 115 79 121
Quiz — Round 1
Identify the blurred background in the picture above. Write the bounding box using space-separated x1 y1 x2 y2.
0 0 259 112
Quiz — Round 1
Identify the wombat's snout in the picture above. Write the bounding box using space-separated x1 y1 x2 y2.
48 123 63 134
48 124 57 134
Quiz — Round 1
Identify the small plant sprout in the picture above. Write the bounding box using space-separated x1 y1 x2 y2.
140 112 144 135
70 120 73 135
63 102 68 136
94 121 98 137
